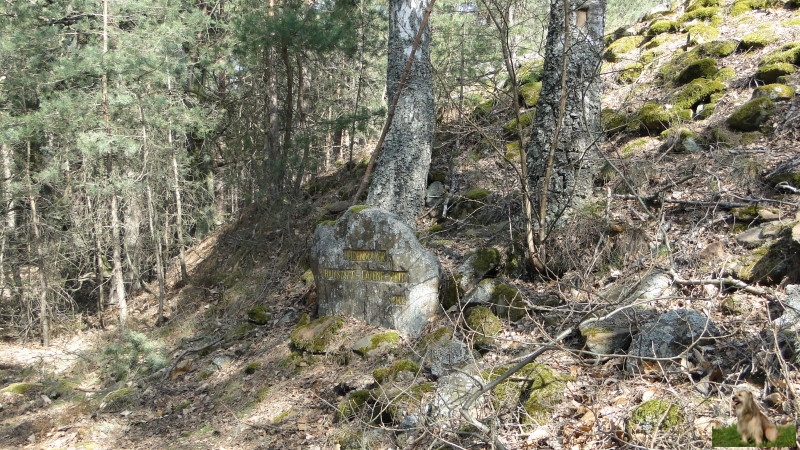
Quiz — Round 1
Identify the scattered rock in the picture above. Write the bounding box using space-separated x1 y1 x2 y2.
726 97 773 131
290 315 344 353
429 369 483 420
426 181 445 209
247 305 271 325
464 306 502 349
627 309 720 373
456 247 501 292
352 331 400 358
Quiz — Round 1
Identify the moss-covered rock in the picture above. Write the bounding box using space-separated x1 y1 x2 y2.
676 58 718 84
760 42 800 66
648 19 679 35
352 331 401 357
604 35 644 62
678 6 721 24
726 97 774 131
464 306 502 347
753 83 796 101
713 66 736 82
505 141 521 161
618 63 644 84
490 282 527 322
685 23 720 43
665 128 703 153
601 108 629 135
637 102 692 133
688 0 721 10
731 232 800 284
699 39 738 57
484 363 572 425
290 315 344 353
0 382 38 395
517 61 544 85
629 399 684 432
373 359 420 384
519 82 541 108
472 98 495 120
470 247 501 274
503 110 536 136
756 63 797 83
740 30 778 50
672 78 725 110
337 389 374 421
247 305 271 325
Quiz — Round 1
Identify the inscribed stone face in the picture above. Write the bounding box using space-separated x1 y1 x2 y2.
310 207 441 337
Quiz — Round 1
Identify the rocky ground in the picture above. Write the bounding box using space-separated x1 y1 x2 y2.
3 1 800 449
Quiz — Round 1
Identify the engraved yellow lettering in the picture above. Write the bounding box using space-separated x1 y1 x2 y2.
343 249 387 262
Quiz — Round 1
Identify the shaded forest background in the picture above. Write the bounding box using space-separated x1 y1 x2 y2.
0 0 665 342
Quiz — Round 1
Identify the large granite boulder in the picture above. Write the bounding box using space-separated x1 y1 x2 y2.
310 207 441 338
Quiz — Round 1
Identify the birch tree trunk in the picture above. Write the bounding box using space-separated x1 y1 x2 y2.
366 0 435 229
526 0 605 238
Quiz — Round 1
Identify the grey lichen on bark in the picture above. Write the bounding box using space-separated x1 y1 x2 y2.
526 0 605 232
366 0 435 230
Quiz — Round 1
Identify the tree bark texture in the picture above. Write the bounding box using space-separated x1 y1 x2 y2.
366 0 435 229
526 0 605 232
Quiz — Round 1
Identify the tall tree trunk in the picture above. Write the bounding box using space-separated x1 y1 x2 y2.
172 145 189 283
26 140 49 346
0 143 14 301
110 194 127 331
526 0 605 247
365 0 435 229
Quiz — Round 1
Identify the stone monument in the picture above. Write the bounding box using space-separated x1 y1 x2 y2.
310 207 441 337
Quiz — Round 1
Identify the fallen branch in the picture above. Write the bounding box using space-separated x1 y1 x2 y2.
163 336 223 380
669 270 775 299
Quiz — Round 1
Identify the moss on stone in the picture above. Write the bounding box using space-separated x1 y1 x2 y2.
620 137 650 158
464 188 491 202
490 282 527 322
637 102 692 133
740 30 778 50
464 306 503 347
686 23 721 43
618 63 644 84
713 67 736 82
731 0 783 16
757 62 798 83
1 382 37 395
519 82 541 107
727 97 774 131
428 169 447 183
247 305 271 325
417 327 454 352
503 110 536 136
604 36 644 62
316 219 337 227
348 204 370 214
675 58 719 84
337 390 373 421
678 6 721 24
290 315 344 353
471 247 501 273
428 224 443 233
484 363 572 425
648 19 679 35
244 362 262 374
699 40 738 57
643 34 673 50
601 108 629 135
472 98 495 119
672 78 725 110
373 359 421 384
760 42 800 65
517 61 544 85
505 141 521 161
629 399 684 431
687 0 721 10
753 83 796 101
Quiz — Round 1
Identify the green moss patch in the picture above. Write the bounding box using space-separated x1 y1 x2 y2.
352 331 400 357
604 36 644 62
490 282 527 322
519 82 542 108
290 315 344 353
601 108 629 135
471 247 501 273
756 63 797 83
687 0 720 10
618 63 644 84
672 78 725 110
1 382 38 395
637 102 692 133
685 23 720 43
648 19 678 35
517 61 543 85
727 97 774 131
373 359 420 384
753 83 796 101
678 6 721 24
337 390 374 421
675 58 719 84
484 363 572 425
741 30 778 50
465 306 502 347
629 399 684 432
503 110 536 136
699 39 738 57
247 305 271 325
760 42 800 66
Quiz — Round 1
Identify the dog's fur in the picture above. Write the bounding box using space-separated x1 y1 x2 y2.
733 390 779 445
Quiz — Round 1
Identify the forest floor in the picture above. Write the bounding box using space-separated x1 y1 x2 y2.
3 3 800 449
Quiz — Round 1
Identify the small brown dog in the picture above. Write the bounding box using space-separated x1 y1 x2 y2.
733 390 779 445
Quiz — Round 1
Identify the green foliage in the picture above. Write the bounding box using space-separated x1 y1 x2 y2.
712 423 796 447
103 331 168 381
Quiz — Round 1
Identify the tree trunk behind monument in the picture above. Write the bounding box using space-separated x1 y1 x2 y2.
526 0 605 238
366 0 434 229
